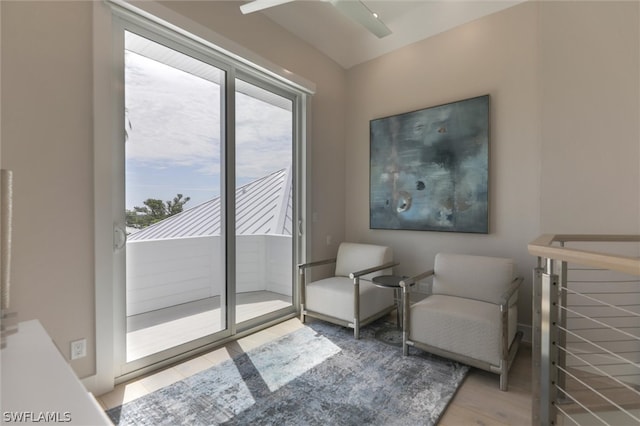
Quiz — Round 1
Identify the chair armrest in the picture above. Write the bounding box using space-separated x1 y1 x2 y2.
499 276 523 308
348 261 399 279
297 258 337 273
399 270 434 292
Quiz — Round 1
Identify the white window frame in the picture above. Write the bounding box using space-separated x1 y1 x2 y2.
91 0 312 395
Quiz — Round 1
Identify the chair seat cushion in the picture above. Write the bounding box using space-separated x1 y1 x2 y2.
409 294 517 366
306 276 394 322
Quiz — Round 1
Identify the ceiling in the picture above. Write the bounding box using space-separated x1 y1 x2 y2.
253 0 525 69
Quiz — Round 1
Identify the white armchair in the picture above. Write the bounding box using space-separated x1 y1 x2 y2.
400 253 523 391
298 242 398 339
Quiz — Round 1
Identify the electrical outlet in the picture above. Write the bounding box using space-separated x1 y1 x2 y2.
70 338 86 360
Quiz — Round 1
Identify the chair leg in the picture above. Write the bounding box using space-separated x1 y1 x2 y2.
354 322 360 339
500 372 508 391
500 331 522 391
402 322 409 356
499 362 508 391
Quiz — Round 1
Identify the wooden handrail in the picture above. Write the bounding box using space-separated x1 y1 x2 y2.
528 234 640 276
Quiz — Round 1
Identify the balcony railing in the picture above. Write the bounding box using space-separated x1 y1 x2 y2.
529 234 640 425
126 234 292 316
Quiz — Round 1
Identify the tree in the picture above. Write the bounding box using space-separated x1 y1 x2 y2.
126 193 191 229
166 193 190 216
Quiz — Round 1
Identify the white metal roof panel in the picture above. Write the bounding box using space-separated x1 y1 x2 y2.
129 168 291 241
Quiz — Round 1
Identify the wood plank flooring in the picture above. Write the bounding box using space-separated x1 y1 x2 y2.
100 316 534 424
439 342 533 425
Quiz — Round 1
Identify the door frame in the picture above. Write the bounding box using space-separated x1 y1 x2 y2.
92 0 313 394
114 16 238 378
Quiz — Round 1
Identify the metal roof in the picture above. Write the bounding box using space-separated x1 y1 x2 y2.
128 168 292 241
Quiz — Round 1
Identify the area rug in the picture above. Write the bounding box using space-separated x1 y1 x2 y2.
107 320 469 425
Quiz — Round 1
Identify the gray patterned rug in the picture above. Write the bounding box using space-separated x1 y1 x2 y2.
107 320 468 425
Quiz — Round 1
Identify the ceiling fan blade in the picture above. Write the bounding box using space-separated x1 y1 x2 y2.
330 0 392 38
240 0 297 15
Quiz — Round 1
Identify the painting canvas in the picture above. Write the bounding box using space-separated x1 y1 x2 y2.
370 95 489 233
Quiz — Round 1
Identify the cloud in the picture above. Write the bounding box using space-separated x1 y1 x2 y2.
125 52 221 170
124 50 292 209
236 91 292 178
126 52 291 180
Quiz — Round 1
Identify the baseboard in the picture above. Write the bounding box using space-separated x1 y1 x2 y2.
518 323 532 344
82 373 113 397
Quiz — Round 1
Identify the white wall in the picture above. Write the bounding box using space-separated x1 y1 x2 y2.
1 0 96 376
344 1 639 333
1 0 346 378
127 234 292 315
539 1 640 234
344 2 540 328
126 236 221 316
1 0 638 381
264 235 294 296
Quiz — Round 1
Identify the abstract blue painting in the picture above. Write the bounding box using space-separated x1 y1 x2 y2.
370 95 489 233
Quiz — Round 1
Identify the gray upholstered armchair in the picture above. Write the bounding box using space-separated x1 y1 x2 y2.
298 242 398 339
400 253 523 391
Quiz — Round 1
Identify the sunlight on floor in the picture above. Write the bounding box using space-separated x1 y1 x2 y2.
245 327 341 392
100 318 534 425
101 345 240 410
101 319 324 412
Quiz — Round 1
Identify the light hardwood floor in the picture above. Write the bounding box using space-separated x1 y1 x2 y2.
439 341 532 425
99 317 533 424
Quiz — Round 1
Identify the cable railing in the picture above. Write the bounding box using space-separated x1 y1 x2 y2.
529 235 640 425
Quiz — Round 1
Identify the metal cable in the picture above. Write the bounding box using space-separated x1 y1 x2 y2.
559 306 640 343
554 406 587 426
567 314 638 320
561 287 640 317
567 304 640 308
557 345 640 398
567 280 640 284
580 361 640 368
567 326 639 332
556 365 640 423
555 386 610 426
568 268 608 271
564 349 638 356
557 327 638 368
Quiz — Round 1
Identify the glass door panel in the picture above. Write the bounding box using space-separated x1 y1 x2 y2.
235 78 294 326
124 31 226 362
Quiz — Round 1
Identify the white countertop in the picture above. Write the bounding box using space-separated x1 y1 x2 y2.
1 320 112 425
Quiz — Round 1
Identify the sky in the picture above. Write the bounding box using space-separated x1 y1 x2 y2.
124 47 292 211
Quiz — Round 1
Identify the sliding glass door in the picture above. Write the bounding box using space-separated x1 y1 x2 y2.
123 31 227 364
113 22 303 377
235 78 294 328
